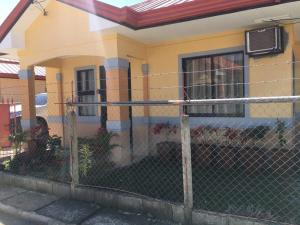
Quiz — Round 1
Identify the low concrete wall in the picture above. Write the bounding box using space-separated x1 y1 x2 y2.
0 172 293 225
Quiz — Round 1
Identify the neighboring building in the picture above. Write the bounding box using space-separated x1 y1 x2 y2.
0 0 300 164
0 59 46 147
0 58 46 103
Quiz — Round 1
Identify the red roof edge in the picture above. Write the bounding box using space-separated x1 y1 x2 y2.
135 0 295 28
0 0 298 43
0 0 32 43
34 75 46 80
57 0 297 30
0 73 46 80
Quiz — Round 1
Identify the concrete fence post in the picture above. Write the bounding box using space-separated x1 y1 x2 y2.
180 114 193 225
68 108 79 192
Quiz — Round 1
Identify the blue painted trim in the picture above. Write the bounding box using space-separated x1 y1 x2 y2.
21 119 36 130
178 46 250 117
48 116 64 123
149 117 179 126
132 116 149 125
295 112 300 122
104 58 129 70
56 73 62 81
147 116 293 129
107 120 131 132
77 116 100 124
18 70 33 80
48 115 295 130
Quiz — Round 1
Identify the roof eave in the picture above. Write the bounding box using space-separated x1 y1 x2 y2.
0 0 32 43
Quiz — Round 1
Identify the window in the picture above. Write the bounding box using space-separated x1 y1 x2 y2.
77 69 96 116
183 52 244 117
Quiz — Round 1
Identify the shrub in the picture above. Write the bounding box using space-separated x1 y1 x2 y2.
78 128 119 158
8 131 27 154
153 122 177 141
241 125 270 142
275 119 287 147
79 144 94 177
190 126 218 145
47 135 62 151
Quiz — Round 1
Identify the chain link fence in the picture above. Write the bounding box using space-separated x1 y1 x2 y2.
0 81 71 183
0 93 300 224
69 97 300 224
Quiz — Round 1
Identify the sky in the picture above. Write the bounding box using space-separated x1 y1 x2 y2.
0 0 144 24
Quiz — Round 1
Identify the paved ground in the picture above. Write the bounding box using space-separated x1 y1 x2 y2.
0 185 178 225
0 211 42 225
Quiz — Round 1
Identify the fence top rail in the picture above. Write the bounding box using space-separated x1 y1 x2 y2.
62 95 300 106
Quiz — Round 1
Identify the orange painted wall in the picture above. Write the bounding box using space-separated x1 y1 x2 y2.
0 104 11 147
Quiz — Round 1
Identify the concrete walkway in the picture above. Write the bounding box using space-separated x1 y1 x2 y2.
0 185 178 225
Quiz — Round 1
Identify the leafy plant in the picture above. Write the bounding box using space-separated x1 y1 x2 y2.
223 127 240 145
78 128 119 158
47 135 62 151
241 125 270 143
275 119 287 147
79 144 94 177
8 131 27 155
190 126 218 145
2 160 11 171
153 122 178 141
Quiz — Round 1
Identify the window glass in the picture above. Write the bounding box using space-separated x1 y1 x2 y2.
76 69 96 116
184 52 244 117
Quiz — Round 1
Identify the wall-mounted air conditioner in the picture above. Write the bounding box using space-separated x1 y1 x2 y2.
245 26 284 56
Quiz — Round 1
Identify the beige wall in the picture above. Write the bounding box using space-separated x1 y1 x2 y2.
0 78 45 103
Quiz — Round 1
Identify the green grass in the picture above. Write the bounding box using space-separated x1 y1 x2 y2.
80 156 300 224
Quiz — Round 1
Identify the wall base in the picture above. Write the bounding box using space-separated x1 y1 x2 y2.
0 173 293 225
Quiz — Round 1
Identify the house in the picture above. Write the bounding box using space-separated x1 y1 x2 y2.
0 0 300 164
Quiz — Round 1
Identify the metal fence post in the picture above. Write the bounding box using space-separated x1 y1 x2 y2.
180 114 193 225
68 108 79 192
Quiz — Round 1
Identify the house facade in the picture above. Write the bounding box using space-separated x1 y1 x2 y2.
0 0 300 164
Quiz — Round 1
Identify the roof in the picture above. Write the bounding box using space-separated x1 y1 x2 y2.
0 0 297 43
0 58 46 80
130 0 194 12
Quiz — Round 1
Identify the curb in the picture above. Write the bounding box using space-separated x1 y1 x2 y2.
0 201 73 225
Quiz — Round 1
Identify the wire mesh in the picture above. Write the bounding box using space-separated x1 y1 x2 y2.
0 59 300 224
70 99 300 224
189 102 300 224
0 91 70 183
76 105 184 203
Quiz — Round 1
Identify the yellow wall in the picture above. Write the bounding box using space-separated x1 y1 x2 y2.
18 0 121 68
145 25 295 118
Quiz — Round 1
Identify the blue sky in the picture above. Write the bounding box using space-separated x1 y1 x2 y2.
0 0 144 24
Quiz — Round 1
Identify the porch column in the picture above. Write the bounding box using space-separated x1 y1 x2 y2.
104 57 131 166
18 67 36 133
46 68 64 139
132 64 150 160
142 64 150 117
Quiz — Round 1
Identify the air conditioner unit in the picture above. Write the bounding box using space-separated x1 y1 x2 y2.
245 26 284 56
